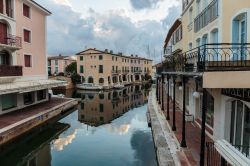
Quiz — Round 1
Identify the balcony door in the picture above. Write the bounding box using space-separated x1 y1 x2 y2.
0 22 7 44
0 0 3 14
230 100 250 157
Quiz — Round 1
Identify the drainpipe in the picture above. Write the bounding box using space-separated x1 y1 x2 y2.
200 88 207 166
181 75 187 148
166 74 170 120
172 75 176 131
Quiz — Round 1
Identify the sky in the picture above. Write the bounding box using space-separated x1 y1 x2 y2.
36 0 181 63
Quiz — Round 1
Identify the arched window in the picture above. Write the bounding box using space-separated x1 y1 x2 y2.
88 77 94 83
232 12 247 60
99 78 104 84
210 28 219 61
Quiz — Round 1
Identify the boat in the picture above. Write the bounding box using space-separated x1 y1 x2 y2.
48 89 65 98
76 83 103 90
113 84 125 89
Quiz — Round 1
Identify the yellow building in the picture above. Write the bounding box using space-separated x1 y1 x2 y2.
161 0 250 165
76 48 153 88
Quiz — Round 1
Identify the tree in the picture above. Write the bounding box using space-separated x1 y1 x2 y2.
71 73 81 84
145 73 152 81
65 62 77 76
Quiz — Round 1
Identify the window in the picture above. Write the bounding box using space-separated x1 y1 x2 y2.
99 93 104 99
80 65 84 73
24 55 31 67
112 56 114 61
24 92 34 105
99 65 103 73
99 104 104 112
196 0 200 16
112 66 114 71
230 100 250 155
99 55 103 60
116 57 117 61
37 90 46 101
24 29 31 43
80 56 83 61
55 60 58 65
1 93 17 110
189 7 193 25
23 3 30 18
99 78 104 84
188 43 192 50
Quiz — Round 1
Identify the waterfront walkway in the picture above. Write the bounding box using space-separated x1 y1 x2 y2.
0 97 78 145
149 87 212 166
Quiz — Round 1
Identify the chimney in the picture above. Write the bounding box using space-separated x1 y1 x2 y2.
105 49 108 53
131 54 133 57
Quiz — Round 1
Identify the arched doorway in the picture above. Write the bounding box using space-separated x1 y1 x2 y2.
88 76 94 83
0 50 11 65
135 75 140 81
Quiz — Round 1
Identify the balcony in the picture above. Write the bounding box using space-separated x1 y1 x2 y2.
122 70 130 74
0 65 23 77
133 70 142 74
0 34 22 50
164 43 250 73
111 70 121 75
194 0 218 33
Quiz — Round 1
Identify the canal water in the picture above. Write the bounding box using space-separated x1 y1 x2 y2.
0 85 157 166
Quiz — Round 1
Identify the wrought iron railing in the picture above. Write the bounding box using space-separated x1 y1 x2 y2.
163 43 250 72
194 0 218 33
206 142 232 166
0 33 22 48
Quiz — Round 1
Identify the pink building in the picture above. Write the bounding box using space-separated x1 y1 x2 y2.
48 55 76 75
0 0 65 115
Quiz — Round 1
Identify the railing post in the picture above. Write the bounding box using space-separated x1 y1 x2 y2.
161 74 165 111
166 75 170 120
200 88 207 166
172 76 176 131
181 76 187 148
197 47 201 72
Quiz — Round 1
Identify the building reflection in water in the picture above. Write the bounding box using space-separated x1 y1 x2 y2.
0 122 70 166
77 84 151 127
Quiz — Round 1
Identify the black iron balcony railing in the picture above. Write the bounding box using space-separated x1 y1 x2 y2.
164 43 250 72
0 33 22 48
194 0 218 33
0 65 23 77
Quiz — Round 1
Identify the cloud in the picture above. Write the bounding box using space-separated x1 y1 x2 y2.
130 0 163 10
130 130 157 166
36 0 181 63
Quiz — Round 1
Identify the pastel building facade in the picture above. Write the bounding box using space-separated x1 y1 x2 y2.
161 0 250 165
48 55 76 75
76 48 153 88
0 0 64 115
